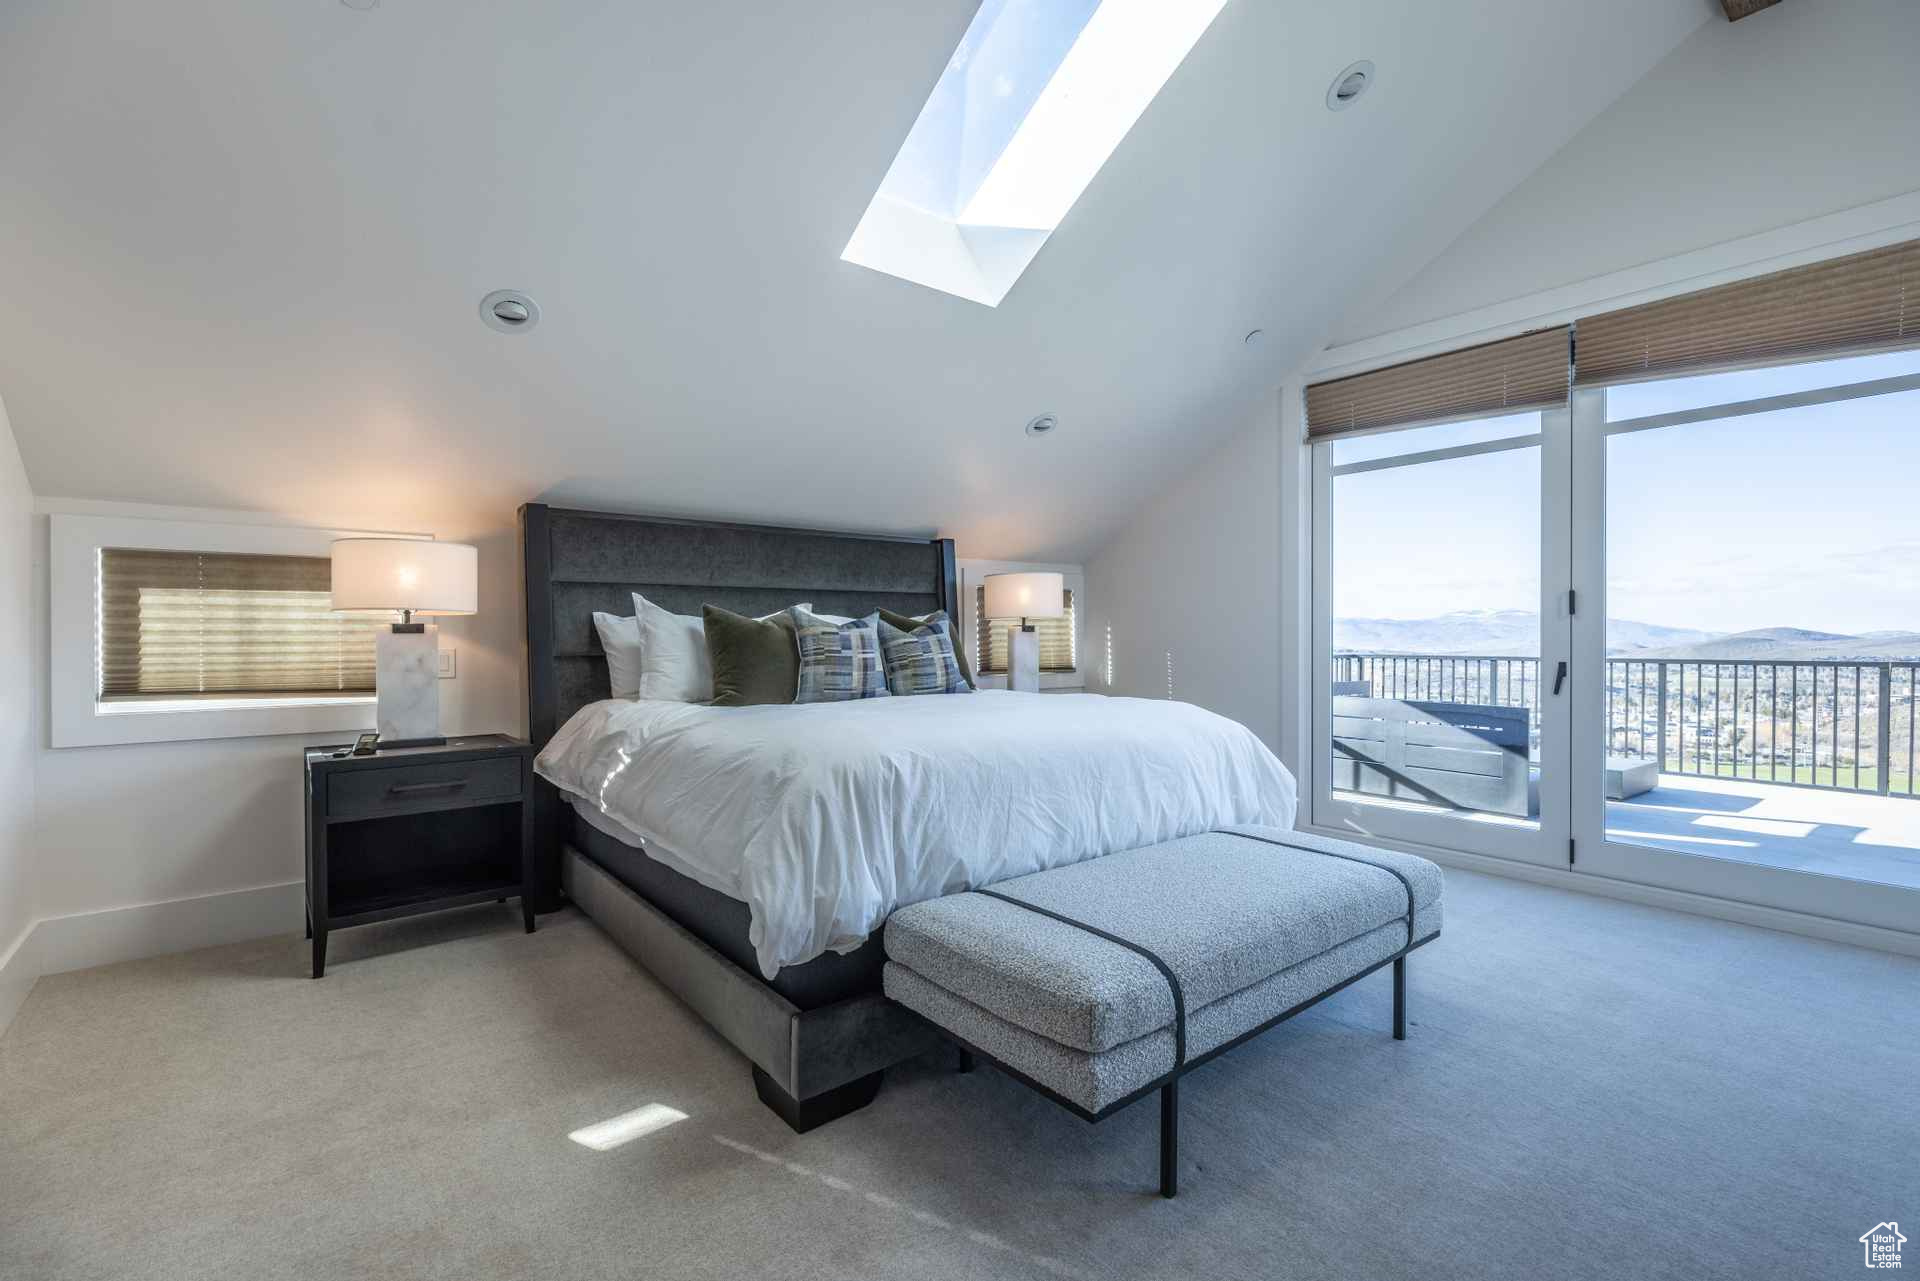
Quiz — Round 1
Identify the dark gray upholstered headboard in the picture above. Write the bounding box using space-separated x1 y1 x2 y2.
519 503 957 903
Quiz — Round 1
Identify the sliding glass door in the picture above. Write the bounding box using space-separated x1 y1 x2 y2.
1309 241 1920 939
1311 406 1571 866
1570 351 1920 934
1308 355 1920 933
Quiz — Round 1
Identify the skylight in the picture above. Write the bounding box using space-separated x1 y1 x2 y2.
842 0 1230 307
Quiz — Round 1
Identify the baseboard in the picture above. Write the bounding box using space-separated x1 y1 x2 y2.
1300 823 1920 958
34 881 305 977
0 922 41 1040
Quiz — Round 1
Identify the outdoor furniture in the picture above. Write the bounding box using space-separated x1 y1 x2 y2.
1332 696 1531 817
1605 756 1658 800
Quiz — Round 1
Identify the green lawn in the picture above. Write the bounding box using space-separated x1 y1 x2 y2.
1644 760 1918 795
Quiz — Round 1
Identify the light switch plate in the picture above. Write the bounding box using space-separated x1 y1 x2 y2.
436 648 456 679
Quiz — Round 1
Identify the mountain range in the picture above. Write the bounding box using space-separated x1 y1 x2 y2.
1627 627 1920 661
1333 610 1711 656
1334 611 1920 660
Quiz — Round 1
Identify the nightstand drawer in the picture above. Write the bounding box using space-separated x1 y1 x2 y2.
326 757 522 819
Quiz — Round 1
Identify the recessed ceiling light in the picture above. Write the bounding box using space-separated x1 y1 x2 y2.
1244 329 1265 346
1025 414 1059 438
480 290 539 334
340 0 378 9
1326 60 1374 111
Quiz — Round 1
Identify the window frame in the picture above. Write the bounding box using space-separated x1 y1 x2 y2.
1308 404 1574 871
48 512 424 747
1303 356 1920 937
1285 209 1920 954
1568 371 1920 936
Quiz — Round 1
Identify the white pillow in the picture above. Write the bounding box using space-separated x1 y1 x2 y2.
632 594 709 702
593 611 644 699
630 594 811 702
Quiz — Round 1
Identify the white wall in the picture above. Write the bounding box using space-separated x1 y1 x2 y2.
1084 405 1283 749
0 393 39 1032
15 512 1068 972
9 0 1916 990
1331 0 1920 347
17 507 1062 974
1087 0 1920 778
26 500 526 973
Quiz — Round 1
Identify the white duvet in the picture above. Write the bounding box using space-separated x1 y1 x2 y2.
536 690 1297 977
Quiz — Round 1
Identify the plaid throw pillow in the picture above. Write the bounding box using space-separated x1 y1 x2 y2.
877 615 971 696
789 608 889 702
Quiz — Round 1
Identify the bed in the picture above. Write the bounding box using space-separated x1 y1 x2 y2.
519 503 1298 1129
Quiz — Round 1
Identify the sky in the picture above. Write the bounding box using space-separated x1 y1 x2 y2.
875 0 1099 218
1333 348 1920 637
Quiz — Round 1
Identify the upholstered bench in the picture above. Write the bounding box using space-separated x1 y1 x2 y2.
882 827 1442 1197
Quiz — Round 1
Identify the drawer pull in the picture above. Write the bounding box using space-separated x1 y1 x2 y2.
388 780 468 796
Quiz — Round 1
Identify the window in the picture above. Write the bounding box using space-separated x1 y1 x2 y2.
98 549 378 701
1309 328 1575 868
49 512 401 748
977 585 1076 673
1318 408 1560 866
1302 235 1920 939
842 0 1230 305
1594 349 1920 889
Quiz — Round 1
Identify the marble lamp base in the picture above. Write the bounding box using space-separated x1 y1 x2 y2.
375 625 443 747
1007 626 1040 694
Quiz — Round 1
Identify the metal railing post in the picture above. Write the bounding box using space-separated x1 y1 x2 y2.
1334 651 1917 801
1655 662 1669 774
1877 662 1894 796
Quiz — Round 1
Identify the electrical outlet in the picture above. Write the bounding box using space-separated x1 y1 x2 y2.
437 648 456 679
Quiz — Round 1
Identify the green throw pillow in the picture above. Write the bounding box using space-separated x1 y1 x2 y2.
876 608 976 689
703 605 800 706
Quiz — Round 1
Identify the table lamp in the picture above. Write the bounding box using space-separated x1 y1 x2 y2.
982 571 1064 694
331 538 477 747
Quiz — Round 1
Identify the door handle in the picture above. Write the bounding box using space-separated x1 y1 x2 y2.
1552 660 1568 696
388 780 468 796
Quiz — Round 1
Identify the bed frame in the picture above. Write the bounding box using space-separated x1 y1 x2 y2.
520 503 957 1128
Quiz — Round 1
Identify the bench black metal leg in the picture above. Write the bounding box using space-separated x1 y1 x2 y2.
1393 956 1406 1040
1159 1081 1178 1198
957 1048 975 1074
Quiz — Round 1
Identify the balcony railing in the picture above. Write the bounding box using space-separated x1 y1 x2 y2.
1333 653 1920 799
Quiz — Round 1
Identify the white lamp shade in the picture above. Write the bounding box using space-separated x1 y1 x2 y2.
982 571 1064 620
330 539 478 615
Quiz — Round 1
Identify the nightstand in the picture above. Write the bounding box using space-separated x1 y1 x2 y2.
303 734 535 978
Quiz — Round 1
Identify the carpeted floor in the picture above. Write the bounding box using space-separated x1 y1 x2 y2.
2 868 1914 1281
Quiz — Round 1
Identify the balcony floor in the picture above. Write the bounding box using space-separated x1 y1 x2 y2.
1606 774 1920 892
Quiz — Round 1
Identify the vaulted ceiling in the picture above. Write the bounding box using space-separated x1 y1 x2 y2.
0 1 1708 558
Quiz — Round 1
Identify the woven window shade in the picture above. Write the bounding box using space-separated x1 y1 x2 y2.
99 549 379 699
1576 239 1920 387
1306 327 1570 438
976 586 1075 673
